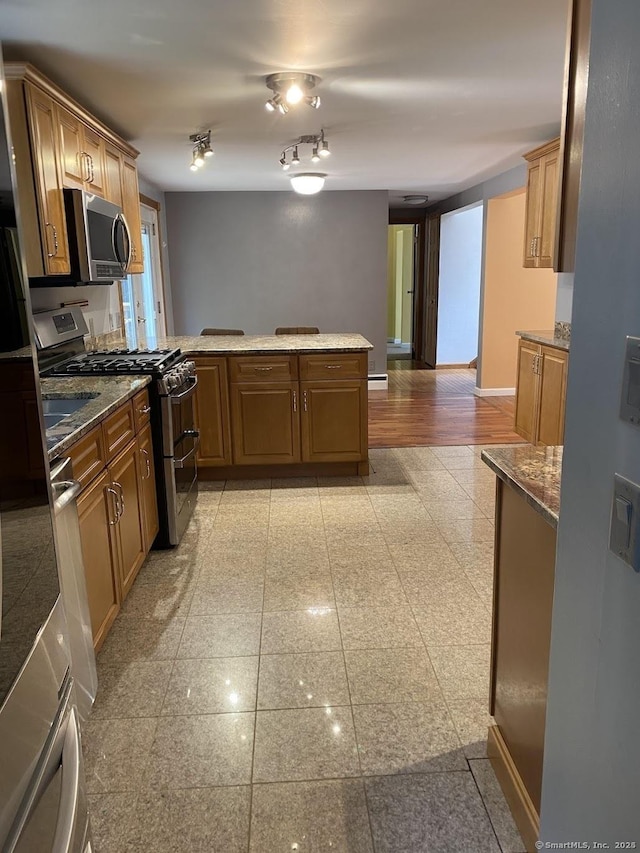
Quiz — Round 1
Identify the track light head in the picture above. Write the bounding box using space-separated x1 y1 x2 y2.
279 155 290 171
188 130 214 171
285 83 304 104
306 95 321 109
265 72 322 114
277 100 289 115
291 147 301 166
311 146 320 163
265 98 277 112
319 139 330 158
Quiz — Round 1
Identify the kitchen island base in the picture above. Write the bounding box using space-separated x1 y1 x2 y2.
488 725 540 852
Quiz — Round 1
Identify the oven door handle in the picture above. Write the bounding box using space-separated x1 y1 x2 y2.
174 431 200 469
170 374 198 402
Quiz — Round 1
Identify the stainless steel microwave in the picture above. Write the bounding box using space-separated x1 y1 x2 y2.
31 189 131 286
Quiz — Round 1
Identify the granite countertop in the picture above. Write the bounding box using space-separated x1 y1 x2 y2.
516 330 570 352
481 445 563 529
102 333 373 355
42 375 151 460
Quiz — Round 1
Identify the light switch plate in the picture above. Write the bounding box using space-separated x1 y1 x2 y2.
610 474 640 572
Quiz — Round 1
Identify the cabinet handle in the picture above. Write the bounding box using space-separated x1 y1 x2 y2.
139 405 151 416
303 390 308 412
324 364 342 370
530 238 535 257
141 447 151 480
112 480 125 518
293 390 297 413
534 236 540 257
45 222 59 258
254 366 273 372
81 152 90 183
106 486 119 525
89 154 95 184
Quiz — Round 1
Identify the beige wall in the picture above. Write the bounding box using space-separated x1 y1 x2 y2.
480 189 557 389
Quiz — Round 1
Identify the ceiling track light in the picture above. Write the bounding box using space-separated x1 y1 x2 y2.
264 72 322 114
278 130 331 172
188 130 214 172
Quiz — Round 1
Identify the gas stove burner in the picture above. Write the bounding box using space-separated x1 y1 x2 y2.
45 346 183 377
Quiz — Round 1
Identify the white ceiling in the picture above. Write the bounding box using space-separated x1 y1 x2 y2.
0 0 567 203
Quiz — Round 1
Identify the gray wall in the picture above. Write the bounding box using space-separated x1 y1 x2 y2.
164 191 389 374
540 0 640 842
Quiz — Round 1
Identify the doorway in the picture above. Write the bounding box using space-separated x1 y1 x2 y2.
121 204 167 348
387 224 416 361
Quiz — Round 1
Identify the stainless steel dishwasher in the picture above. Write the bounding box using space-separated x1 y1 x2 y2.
50 457 97 722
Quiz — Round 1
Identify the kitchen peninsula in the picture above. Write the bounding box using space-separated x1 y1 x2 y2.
481 444 562 852
142 332 373 478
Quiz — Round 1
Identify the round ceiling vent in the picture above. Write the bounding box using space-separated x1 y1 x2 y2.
403 195 429 205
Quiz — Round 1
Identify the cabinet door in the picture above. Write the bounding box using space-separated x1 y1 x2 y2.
76 469 120 650
109 439 146 599
138 422 159 551
300 380 367 462
537 151 560 268
25 83 71 275
121 155 144 273
523 160 541 268
104 143 123 206
57 105 85 190
514 341 540 443
230 382 301 464
82 124 106 197
537 347 568 446
194 357 232 466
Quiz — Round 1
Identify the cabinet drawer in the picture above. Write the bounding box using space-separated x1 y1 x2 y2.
67 424 106 489
102 401 135 461
299 352 367 380
132 388 152 433
229 355 298 383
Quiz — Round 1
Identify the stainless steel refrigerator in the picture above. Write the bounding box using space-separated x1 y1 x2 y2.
0 45 94 852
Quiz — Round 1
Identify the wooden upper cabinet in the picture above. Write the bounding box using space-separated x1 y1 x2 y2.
194 357 232 466
57 106 106 196
522 138 560 269
300 379 368 463
24 83 71 275
121 154 144 274
104 143 123 207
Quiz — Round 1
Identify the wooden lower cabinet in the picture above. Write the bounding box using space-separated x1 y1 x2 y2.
76 469 120 651
300 380 367 462
489 479 557 850
109 438 146 599
194 357 232 466
514 338 568 446
230 381 301 464
72 397 159 649
138 422 159 551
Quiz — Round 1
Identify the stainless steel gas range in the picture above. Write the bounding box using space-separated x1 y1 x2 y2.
34 307 199 547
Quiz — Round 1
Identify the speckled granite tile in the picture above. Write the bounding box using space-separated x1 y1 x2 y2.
263 572 335 611
253 706 360 782
87 793 139 853
446 697 494 759
261 608 341 654
257 651 349 710
482 445 562 527
161 656 259 715
365 772 501 853
344 648 440 704
353 700 466 775
470 759 527 852
92 661 173 719
338 607 424 650
83 717 157 793
177 613 262 658
428 645 492 701
128 787 251 853
145 713 255 788
97 616 185 665
249 780 374 852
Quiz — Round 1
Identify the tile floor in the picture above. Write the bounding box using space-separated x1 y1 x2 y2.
85 445 525 853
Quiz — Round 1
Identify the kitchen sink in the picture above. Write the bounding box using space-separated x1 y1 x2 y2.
41 395 98 428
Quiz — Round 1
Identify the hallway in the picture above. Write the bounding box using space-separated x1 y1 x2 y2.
369 367 521 447
84 447 524 852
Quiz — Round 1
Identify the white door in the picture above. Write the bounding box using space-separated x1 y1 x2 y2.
121 205 167 348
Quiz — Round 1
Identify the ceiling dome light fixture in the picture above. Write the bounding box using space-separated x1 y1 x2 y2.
290 173 326 195
403 194 429 205
278 130 331 171
265 72 321 114
188 130 214 172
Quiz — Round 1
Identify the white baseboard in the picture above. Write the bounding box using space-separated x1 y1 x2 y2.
473 387 516 397
368 374 389 390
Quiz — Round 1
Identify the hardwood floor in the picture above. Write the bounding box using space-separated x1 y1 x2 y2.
369 366 522 447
